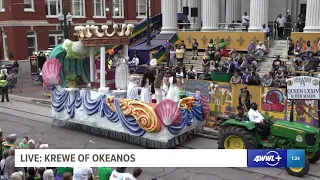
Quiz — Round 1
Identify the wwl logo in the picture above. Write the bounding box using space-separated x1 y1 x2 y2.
253 151 282 166
248 150 287 168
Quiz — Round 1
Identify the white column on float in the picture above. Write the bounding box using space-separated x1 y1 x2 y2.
98 46 109 93
161 0 178 34
123 44 129 60
201 0 219 31
248 0 269 32
304 0 320 32
89 47 95 84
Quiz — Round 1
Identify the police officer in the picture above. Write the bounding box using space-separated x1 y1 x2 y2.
0 70 9 102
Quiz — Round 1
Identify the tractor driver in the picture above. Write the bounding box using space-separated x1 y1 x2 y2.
248 102 270 138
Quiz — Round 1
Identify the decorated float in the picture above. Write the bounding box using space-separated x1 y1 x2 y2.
42 24 209 148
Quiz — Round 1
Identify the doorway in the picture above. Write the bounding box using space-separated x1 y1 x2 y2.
300 4 306 19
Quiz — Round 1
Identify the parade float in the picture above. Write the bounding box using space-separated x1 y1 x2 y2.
42 24 209 148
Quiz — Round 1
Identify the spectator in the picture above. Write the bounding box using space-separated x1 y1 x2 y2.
122 168 142 180
303 53 318 72
261 72 273 87
247 41 255 53
55 167 73 180
43 169 54 180
226 58 236 73
165 40 173 67
219 39 226 50
179 41 186 51
301 40 314 58
276 14 285 39
73 167 92 180
28 140 36 149
297 14 305 32
230 71 241 84
294 41 302 56
207 39 216 60
175 46 184 66
260 24 270 37
109 167 127 180
26 167 38 180
202 51 210 73
271 56 281 73
62 173 72 180
1 152 9 180
240 57 250 71
192 39 199 60
149 54 157 68
288 39 294 55
10 172 24 180
247 71 260 85
4 147 25 179
37 168 46 180
316 41 320 56
241 68 252 84
246 52 258 70
97 167 112 180
169 47 176 67
242 12 249 30
18 137 28 149
187 65 196 79
254 41 266 58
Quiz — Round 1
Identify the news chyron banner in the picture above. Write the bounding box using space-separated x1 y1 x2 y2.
15 149 247 167
15 149 305 167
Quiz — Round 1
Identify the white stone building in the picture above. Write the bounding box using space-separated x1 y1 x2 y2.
161 0 319 33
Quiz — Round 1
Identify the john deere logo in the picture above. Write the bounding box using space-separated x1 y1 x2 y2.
312 79 318 86
287 80 293 86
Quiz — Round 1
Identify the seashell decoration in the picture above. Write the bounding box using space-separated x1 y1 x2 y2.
74 23 134 39
155 99 182 126
42 58 62 86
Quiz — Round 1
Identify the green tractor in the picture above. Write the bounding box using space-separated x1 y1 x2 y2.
217 88 320 177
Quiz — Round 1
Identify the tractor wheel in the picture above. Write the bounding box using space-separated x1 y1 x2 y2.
306 149 320 164
285 159 310 177
218 126 257 149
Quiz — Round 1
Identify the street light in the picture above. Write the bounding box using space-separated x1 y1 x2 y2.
57 1 73 39
146 0 151 46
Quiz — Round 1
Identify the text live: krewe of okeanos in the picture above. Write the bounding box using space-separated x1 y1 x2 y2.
15 149 247 167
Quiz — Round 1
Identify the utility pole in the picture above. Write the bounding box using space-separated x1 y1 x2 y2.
146 0 151 46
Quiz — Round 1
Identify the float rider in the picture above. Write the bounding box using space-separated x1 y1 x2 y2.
248 102 270 139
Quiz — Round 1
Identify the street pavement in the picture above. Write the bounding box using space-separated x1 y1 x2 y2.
0 100 320 180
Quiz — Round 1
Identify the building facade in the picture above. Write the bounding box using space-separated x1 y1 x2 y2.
162 0 317 33
0 0 161 61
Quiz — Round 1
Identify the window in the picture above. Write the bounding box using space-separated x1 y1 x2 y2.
112 0 124 18
27 31 37 57
93 0 106 17
74 34 79 41
46 0 62 16
136 0 150 18
49 31 63 48
0 0 4 11
71 0 85 17
2 31 8 60
24 0 34 11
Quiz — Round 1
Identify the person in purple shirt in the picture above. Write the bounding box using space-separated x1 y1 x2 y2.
247 41 256 53
241 68 252 84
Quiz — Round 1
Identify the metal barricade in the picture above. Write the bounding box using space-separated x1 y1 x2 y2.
218 23 244 31
16 67 34 93
177 23 195 31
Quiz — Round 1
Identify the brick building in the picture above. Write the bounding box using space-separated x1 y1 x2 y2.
0 0 161 61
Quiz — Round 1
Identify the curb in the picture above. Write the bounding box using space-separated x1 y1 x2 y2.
203 128 219 136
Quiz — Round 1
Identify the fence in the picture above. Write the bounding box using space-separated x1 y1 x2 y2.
15 66 36 93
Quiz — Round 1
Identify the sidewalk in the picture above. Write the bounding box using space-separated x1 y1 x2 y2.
8 81 51 105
